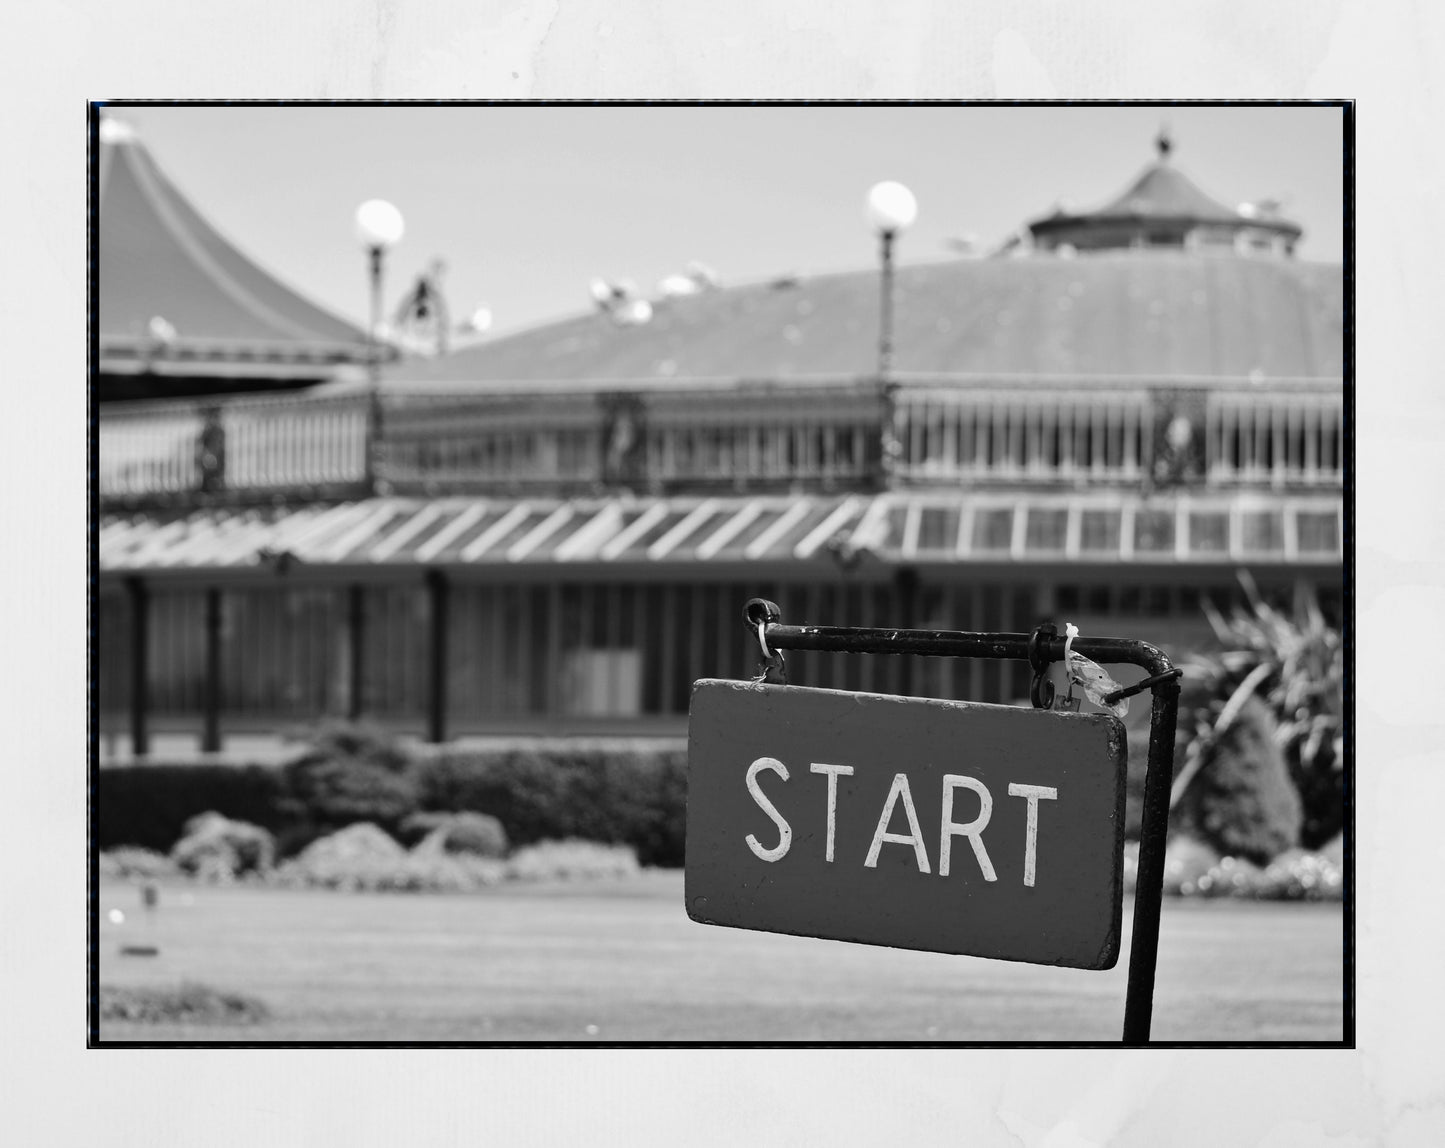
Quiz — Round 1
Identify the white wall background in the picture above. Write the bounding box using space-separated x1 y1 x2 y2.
3 1 1442 1143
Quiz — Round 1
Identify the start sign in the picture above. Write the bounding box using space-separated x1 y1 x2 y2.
685 680 1129 970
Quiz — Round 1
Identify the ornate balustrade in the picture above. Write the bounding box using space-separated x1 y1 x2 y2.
893 379 1344 489
98 378 1344 506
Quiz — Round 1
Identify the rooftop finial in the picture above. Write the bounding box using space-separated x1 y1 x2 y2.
1156 123 1173 162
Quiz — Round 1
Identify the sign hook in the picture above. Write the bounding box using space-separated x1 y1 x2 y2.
743 597 787 685
1027 622 1058 710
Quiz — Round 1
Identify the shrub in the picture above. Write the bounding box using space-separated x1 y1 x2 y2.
267 822 505 891
170 812 277 881
99 847 179 882
1159 834 1220 897
292 821 405 864
99 982 268 1025
1123 836 1343 901
95 765 287 853
399 811 509 857
504 839 641 882
280 721 419 837
413 745 686 867
1255 847 1345 901
1174 694 1302 864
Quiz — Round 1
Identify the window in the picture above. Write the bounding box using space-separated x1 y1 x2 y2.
225 587 349 717
1188 511 1230 554
1240 510 1285 554
1134 509 1176 553
1296 509 1340 555
1024 508 1068 553
972 508 1015 552
562 649 642 716
1079 509 1121 553
917 506 960 553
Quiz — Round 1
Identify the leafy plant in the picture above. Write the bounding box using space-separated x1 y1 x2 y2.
1174 572 1345 849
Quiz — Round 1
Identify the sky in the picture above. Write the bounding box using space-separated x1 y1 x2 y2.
102 103 1346 340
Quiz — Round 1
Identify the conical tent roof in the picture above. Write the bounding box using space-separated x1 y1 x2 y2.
97 117 373 392
1090 161 1246 224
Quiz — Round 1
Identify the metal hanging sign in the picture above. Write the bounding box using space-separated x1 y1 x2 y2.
686 680 1129 970
684 598 1184 1043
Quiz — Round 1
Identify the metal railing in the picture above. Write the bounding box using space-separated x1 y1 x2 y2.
893 387 1153 484
98 379 1345 504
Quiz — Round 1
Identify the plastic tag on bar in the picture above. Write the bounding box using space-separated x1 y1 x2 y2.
1063 623 1129 719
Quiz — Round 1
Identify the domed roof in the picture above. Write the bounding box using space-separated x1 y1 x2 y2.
354 252 1342 394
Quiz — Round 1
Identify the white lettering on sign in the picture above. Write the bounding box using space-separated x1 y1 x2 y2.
742 757 1060 886
938 774 997 881
809 762 855 863
1007 783 1058 887
864 773 931 873
745 757 792 862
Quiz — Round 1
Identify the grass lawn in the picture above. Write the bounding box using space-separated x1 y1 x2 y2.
96 872 1345 1043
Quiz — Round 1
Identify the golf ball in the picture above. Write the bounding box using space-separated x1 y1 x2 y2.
108 909 125 925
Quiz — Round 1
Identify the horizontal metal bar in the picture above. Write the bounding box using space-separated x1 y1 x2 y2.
760 623 1176 678
1103 667 1184 705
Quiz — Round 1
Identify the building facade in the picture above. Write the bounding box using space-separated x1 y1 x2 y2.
96 131 1346 760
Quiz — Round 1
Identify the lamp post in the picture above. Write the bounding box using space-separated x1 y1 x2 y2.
866 180 917 488
354 198 405 492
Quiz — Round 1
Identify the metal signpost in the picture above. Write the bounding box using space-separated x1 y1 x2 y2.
685 598 1182 1043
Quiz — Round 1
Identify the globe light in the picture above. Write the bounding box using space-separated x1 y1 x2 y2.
354 199 405 250
866 181 918 234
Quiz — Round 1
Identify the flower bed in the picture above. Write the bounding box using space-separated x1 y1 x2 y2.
1122 835 1345 901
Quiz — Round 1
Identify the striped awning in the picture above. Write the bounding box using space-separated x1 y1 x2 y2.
98 492 1344 573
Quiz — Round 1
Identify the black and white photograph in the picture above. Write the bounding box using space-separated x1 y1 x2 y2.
0 0 1433 1140
91 101 1348 1047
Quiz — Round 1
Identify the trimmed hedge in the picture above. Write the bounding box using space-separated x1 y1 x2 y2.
413 746 687 868
96 739 688 868
95 765 288 853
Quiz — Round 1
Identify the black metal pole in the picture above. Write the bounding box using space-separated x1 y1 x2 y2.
894 567 918 696
426 570 449 744
877 228 899 488
878 229 896 383
1122 677 1181 1043
366 244 384 494
348 584 365 720
125 576 149 758
202 586 222 753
